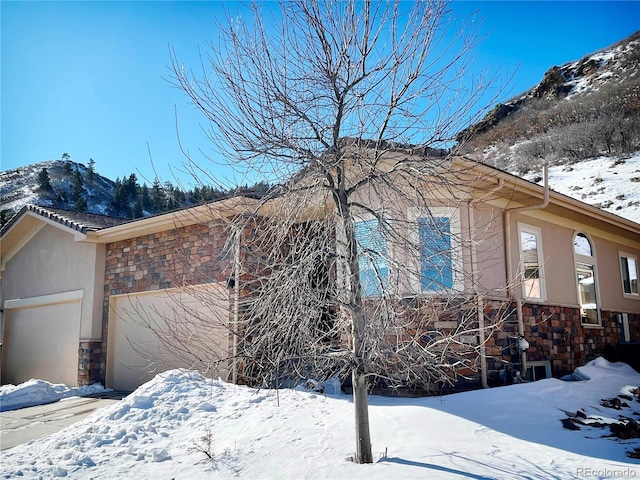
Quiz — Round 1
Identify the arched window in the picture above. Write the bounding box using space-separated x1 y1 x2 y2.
574 233 600 325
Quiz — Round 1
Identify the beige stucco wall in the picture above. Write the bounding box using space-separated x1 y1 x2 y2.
503 209 640 312
513 213 578 306
319 179 639 313
593 238 640 313
2 223 105 341
471 203 506 294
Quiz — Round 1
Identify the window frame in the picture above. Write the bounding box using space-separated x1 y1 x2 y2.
517 223 547 302
573 232 601 327
619 251 639 299
407 207 462 294
525 360 552 382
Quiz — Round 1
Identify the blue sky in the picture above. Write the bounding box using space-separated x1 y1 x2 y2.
2 1 639 189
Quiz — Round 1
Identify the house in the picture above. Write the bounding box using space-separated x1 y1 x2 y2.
1 154 638 391
320 149 640 386
0 206 125 386
0 199 256 390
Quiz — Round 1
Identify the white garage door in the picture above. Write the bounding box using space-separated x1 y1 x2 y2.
108 284 230 391
2 299 81 386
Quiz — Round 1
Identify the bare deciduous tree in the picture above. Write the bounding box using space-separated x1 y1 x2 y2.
161 0 510 464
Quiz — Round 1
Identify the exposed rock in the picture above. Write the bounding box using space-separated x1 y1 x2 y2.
628 447 640 459
561 417 581 430
609 419 640 440
532 66 566 99
600 397 630 410
456 101 522 142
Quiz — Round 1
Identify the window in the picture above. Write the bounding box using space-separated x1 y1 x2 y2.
574 233 600 325
355 217 388 296
518 224 545 301
620 253 639 296
576 263 598 323
574 233 593 256
409 208 461 293
418 216 453 290
525 361 551 382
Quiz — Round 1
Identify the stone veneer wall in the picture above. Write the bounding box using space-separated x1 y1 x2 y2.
627 311 640 341
95 214 639 389
78 341 103 386
100 221 232 384
484 302 638 383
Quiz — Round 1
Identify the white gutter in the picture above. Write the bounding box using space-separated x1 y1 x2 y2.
503 166 549 377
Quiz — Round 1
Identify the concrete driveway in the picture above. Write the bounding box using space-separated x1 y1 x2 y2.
1 395 123 450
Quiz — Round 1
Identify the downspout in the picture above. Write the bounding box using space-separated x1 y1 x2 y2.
503 166 549 377
468 178 505 388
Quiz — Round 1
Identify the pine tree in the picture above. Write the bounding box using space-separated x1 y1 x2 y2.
71 166 84 201
126 173 139 200
133 198 144 218
111 181 128 214
151 179 165 213
86 158 96 184
37 168 53 191
1 209 15 227
74 196 88 212
141 184 152 212
172 187 186 207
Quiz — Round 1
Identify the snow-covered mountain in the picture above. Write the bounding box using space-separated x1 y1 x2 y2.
525 153 640 223
460 31 640 148
460 31 640 223
0 160 118 220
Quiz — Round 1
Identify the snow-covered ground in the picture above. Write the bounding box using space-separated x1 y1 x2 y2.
1 358 639 479
0 379 108 412
526 152 640 224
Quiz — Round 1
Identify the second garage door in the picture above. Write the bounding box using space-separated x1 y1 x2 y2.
107 283 230 391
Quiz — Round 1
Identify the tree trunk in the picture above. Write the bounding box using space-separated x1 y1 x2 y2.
336 190 373 463
338 196 374 464
352 365 373 463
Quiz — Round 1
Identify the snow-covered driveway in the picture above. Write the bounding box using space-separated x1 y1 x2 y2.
1 396 120 450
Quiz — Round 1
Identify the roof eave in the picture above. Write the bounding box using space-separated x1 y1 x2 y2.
86 196 260 243
463 159 640 237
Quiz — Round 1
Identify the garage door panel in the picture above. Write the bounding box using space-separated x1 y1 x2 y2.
2 301 80 386
109 284 230 391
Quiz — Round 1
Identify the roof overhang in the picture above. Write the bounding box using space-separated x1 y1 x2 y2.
260 152 640 242
483 165 640 241
85 196 260 244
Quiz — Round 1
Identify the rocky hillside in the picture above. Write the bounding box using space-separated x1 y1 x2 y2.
0 159 271 227
459 31 640 164
1 160 118 223
458 31 640 223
